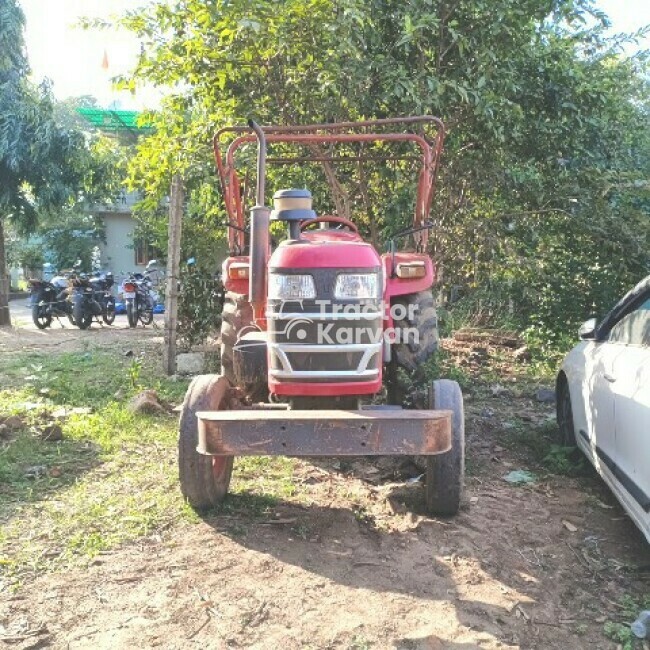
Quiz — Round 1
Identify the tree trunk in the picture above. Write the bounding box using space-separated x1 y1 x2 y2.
163 174 184 375
0 218 11 327
358 159 379 249
306 144 351 220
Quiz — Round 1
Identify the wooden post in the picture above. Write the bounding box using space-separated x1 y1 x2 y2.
0 218 11 327
163 174 184 375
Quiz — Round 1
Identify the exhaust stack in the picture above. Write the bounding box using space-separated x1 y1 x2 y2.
247 120 271 325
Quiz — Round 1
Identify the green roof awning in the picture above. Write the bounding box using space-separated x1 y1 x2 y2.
77 108 154 134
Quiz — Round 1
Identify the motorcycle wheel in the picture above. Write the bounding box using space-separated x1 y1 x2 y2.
32 304 52 329
77 313 93 330
126 300 138 328
140 308 154 326
103 298 116 325
73 303 92 330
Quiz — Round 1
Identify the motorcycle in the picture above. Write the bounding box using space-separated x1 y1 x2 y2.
71 272 116 330
28 275 74 329
121 272 155 328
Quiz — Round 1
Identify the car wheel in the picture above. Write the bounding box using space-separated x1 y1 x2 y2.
556 375 576 446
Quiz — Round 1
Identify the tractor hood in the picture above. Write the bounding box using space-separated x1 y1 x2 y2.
269 234 381 270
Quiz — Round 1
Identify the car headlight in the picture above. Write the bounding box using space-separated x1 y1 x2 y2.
334 273 378 299
268 273 316 300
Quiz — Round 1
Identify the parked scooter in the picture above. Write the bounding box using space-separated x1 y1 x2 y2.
71 272 116 330
28 275 74 329
121 271 155 328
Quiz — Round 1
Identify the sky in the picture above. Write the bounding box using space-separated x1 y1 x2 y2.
21 0 162 109
20 0 650 111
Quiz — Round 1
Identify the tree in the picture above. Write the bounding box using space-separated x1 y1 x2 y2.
1 1 71 323
0 1 126 324
106 0 649 350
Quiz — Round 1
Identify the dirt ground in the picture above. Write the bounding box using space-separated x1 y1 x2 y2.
0 298 165 354
1 318 648 650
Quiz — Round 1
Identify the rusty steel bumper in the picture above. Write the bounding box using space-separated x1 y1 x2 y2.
196 409 451 456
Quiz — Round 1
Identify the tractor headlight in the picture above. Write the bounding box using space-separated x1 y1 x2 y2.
334 273 378 300
268 273 316 300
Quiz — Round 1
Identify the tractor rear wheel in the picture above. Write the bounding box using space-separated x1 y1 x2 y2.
178 374 234 510
220 292 254 385
425 379 465 516
392 290 438 372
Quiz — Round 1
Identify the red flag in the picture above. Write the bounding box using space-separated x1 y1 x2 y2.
101 50 109 70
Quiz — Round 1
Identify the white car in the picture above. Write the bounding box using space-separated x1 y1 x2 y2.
557 275 650 543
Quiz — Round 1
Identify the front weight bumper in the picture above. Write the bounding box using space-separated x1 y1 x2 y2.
196 408 451 456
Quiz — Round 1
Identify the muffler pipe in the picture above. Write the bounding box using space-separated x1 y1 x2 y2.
248 120 270 325
248 119 267 206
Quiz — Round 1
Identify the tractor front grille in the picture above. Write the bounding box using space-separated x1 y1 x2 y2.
266 269 383 384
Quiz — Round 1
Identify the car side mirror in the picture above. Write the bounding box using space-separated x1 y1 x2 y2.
578 317 597 340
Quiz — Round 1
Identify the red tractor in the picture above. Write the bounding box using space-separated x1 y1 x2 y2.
178 116 464 515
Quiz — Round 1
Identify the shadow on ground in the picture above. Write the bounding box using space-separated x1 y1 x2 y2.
0 428 101 523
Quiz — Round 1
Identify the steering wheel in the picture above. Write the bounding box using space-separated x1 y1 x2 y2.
300 216 359 234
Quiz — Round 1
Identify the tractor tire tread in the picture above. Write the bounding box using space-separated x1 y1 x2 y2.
392 289 439 371
425 379 465 516
178 374 234 510
220 292 253 385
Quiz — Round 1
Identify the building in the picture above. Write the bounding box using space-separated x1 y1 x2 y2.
77 109 159 282
96 190 158 281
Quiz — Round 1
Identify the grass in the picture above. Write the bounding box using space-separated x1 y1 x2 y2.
0 346 299 584
0 349 188 580
497 418 588 477
422 348 474 389
603 594 650 650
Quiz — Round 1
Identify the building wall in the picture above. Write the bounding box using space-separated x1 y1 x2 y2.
100 209 231 284
99 212 146 281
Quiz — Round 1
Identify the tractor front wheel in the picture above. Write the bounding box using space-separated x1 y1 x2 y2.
178 374 234 510
425 379 465 516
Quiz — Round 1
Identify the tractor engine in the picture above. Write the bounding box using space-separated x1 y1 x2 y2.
233 189 384 407
266 190 383 401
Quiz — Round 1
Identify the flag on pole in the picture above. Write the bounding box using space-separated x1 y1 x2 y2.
101 50 109 70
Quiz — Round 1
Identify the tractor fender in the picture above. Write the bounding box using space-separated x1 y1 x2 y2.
382 252 435 329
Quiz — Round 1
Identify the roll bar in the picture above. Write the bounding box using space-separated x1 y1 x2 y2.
213 116 445 253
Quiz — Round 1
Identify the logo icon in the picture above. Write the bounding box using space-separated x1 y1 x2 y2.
281 318 313 341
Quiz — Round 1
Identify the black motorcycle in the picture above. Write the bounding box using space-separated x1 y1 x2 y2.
71 272 116 330
28 277 74 329
121 273 154 328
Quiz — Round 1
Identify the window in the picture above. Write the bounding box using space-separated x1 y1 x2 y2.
608 296 650 347
135 241 158 266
